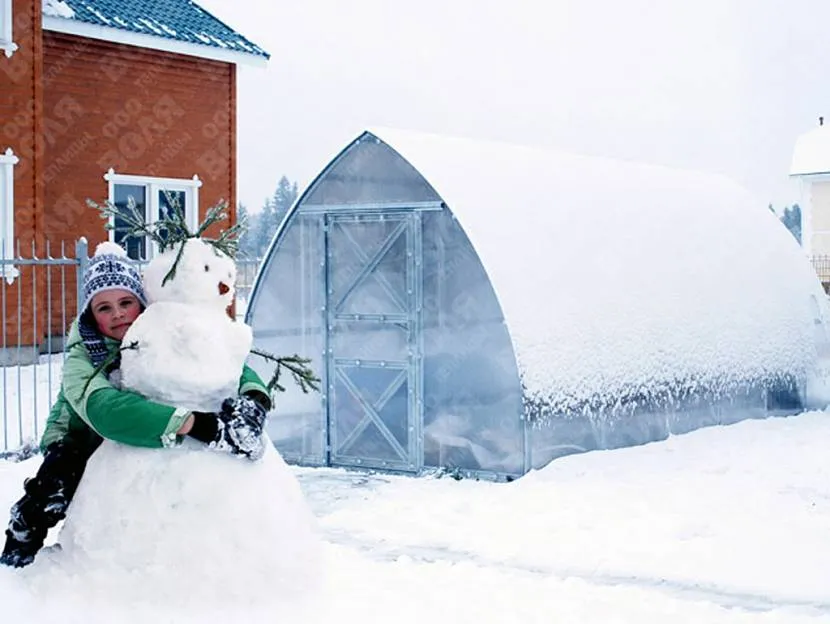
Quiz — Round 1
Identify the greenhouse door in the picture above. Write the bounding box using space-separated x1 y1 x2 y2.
324 212 422 472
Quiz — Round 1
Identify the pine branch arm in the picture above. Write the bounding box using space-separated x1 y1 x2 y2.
250 347 321 397
80 341 140 397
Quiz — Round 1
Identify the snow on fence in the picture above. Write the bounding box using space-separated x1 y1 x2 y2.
0 241 261 456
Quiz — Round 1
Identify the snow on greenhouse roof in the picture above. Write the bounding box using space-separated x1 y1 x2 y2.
368 128 827 408
41 0 269 66
791 122 830 176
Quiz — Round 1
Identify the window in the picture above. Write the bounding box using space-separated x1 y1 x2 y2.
0 147 19 283
0 0 17 58
104 170 202 261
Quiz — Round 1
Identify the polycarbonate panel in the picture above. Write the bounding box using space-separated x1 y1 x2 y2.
332 366 410 465
329 217 409 315
246 214 326 463
304 136 441 206
421 209 524 477
331 323 408 361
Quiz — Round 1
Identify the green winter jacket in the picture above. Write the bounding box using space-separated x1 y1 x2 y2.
40 319 271 452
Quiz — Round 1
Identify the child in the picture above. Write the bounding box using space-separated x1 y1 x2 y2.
0 242 271 568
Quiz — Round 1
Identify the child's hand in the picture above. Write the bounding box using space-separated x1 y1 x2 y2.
220 396 267 436
188 408 265 462
213 409 265 461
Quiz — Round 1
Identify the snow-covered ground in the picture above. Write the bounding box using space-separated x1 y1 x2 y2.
1 409 828 623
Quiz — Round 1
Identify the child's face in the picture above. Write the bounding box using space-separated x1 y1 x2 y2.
90 289 142 341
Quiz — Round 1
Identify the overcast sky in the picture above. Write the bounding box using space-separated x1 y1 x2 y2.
196 0 830 213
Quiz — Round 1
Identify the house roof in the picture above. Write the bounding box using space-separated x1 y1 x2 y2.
42 0 269 66
790 122 830 177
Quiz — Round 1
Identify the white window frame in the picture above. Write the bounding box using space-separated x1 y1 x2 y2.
103 169 202 260
0 0 18 58
0 147 19 284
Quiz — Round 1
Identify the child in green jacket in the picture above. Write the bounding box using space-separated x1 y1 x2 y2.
1 243 271 568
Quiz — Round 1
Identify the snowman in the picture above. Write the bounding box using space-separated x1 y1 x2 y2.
41 207 324 618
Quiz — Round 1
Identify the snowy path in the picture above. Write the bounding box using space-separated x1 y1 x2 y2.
317 527 830 614
295 412 830 623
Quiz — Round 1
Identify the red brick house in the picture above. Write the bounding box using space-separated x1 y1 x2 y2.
0 0 268 360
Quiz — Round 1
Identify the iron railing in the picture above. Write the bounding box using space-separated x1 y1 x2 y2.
235 254 261 305
810 255 830 292
0 240 261 455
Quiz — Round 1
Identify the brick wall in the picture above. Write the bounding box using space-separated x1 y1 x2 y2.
0 0 44 352
41 31 237 335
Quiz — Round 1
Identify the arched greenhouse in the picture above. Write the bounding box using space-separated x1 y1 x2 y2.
245 128 830 480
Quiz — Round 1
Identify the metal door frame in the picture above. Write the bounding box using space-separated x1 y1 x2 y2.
322 209 424 472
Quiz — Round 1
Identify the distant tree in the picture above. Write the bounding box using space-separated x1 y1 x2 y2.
255 176 298 256
236 176 299 259
254 197 276 257
236 202 258 258
780 204 802 245
272 176 298 227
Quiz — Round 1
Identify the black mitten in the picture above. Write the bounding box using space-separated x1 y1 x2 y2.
188 410 264 462
244 390 271 412
220 396 268 436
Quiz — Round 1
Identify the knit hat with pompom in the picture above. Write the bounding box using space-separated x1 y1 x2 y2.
79 241 147 318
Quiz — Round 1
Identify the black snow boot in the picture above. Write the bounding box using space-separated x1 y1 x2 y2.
0 437 98 568
0 487 50 568
0 530 43 568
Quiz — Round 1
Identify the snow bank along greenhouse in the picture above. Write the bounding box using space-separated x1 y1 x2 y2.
245 128 830 480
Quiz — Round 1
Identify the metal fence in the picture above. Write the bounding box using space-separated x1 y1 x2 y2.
235 254 261 305
810 255 830 292
0 240 261 456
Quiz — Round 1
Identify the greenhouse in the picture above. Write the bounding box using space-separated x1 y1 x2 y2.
245 128 830 480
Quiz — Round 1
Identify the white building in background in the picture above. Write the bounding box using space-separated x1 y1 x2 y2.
791 118 830 259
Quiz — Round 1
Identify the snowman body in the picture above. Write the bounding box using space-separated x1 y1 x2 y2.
120 301 252 412
120 238 251 412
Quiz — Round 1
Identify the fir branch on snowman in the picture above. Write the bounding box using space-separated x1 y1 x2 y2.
76 340 140 397
87 192 246 286
86 195 168 250
250 347 321 395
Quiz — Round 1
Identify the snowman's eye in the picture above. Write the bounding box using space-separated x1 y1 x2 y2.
204 264 209 272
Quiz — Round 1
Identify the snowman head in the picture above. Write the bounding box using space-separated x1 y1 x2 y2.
143 238 237 309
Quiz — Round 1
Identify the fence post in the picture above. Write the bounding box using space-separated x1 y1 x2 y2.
75 237 88 318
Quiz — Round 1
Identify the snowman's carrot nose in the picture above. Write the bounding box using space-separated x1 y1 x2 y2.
218 282 230 295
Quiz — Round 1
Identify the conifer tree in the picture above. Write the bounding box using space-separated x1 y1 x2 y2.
779 204 802 245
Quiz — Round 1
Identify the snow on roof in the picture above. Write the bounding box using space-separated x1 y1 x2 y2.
790 122 830 176
41 0 269 61
42 0 75 19
368 128 827 409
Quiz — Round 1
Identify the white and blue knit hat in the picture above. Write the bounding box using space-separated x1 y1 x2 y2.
79 241 147 317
